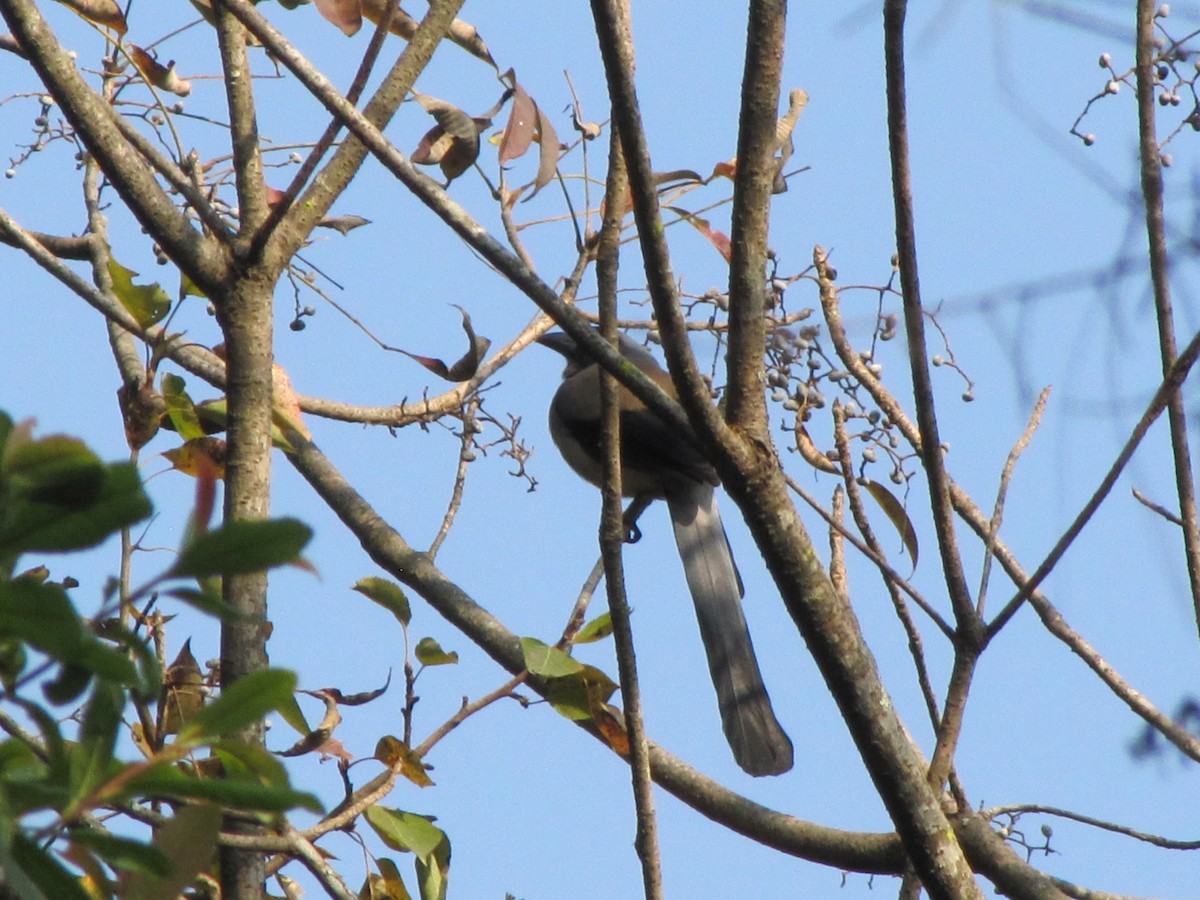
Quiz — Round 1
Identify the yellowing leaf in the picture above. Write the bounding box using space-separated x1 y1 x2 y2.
573 612 613 644
414 637 457 667
374 736 433 787
354 576 411 626
271 360 310 439
108 255 171 328
161 373 205 441
794 425 840 474
163 437 227 478
863 479 919 566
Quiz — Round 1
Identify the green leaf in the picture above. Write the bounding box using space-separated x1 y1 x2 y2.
519 637 581 678
163 587 244 621
573 612 613 644
126 761 321 812
413 637 457 667
170 518 312 578
0 580 137 687
274 690 312 736
364 806 445 859
3 432 104 506
42 662 92 705
160 374 205 441
175 669 297 747
107 255 171 328
545 664 618 722
415 841 449 900
68 680 124 803
69 830 171 878
122 804 222 900
179 271 206 301
0 462 151 559
212 740 292 790
354 576 411 627
862 480 920 567
10 833 93 900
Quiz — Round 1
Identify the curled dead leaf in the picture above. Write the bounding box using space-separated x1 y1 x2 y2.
411 92 490 184
795 425 841 474
128 46 191 96
117 378 166 450
398 305 490 382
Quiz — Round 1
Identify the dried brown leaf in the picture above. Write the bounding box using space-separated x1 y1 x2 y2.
411 92 484 183
313 0 362 36
128 46 191 96
527 100 560 199
356 1 493 66
56 0 126 33
794 424 841 474
316 214 372 235
398 305 490 382
117 378 166 450
498 80 537 165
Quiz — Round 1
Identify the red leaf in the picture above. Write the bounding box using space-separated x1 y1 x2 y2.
666 207 732 263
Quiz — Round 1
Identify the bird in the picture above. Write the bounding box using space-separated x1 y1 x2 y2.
538 329 794 777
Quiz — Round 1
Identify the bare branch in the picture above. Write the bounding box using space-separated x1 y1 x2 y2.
1134 0 1200 641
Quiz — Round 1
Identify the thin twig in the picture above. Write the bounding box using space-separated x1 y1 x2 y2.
983 803 1200 851
976 387 1051 617
831 404 942 736
1131 487 1184 526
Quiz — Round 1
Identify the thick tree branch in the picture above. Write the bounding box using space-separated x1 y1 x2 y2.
724 0 786 433
213 0 267 252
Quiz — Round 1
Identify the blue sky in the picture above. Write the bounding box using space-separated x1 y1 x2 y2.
2 1 1199 897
